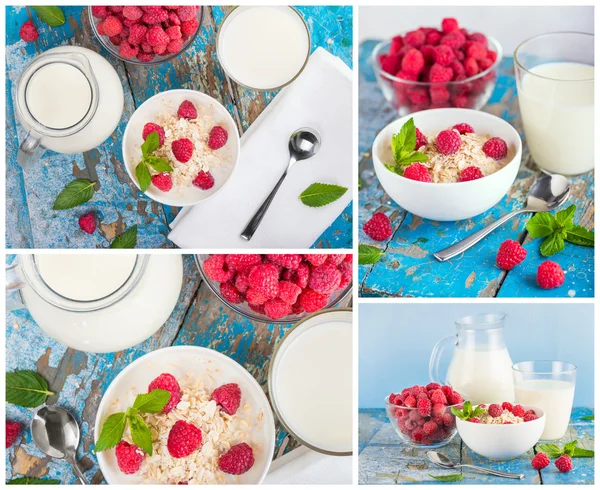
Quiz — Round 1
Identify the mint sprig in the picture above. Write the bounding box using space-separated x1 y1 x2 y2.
110 225 138 249
538 440 594 459
359 244 384 265
450 400 486 421
385 118 428 176
136 132 172 192
6 371 54 408
299 183 348 207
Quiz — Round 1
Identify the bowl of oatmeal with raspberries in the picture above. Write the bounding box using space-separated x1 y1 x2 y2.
455 402 545 460
123 89 240 206
373 108 522 221
95 346 275 484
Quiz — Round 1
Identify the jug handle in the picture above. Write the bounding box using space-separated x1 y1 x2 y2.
18 129 46 169
6 260 27 311
429 335 456 385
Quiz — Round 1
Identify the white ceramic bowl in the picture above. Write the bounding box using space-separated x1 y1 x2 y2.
372 108 522 221
122 89 240 206
456 405 546 460
95 346 275 484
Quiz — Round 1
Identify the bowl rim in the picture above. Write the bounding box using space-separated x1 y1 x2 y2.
194 254 353 324
370 34 503 86
87 6 204 65
94 345 276 484
455 404 546 428
372 107 523 187
122 88 241 207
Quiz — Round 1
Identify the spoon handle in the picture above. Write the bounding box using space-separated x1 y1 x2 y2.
67 455 89 485
241 169 289 241
433 209 527 262
461 463 524 480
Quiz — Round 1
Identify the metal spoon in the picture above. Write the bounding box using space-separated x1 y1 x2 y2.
31 406 88 485
427 451 524 480
241 127 322 241
434 174 571 262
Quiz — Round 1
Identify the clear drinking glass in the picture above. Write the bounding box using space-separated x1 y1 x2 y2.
513 361 577 441
514 32 594 175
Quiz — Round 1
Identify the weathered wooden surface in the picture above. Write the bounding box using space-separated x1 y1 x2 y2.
358 40 594 298
5 254 353 484
359 408 594 485
5 6 353 249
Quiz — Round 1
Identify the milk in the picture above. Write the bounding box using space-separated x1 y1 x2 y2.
518 62 594 175
447 347 514 404
35 254 136 301
273 321 352 453
26 63 92 129
218 7 309 89
515 379 575 440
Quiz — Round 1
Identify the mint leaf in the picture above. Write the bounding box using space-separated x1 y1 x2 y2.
129 413 153 455
526 212 557 238
392 118 417 163
540 233 565 256
141 131 160 157
132 389 170 413
581 415 594 421
537 443 563 458
6 371 54 408
451 406 468 420
385 163 404 176
52 178 96 210
110 225 137 249
429 474 464 482
94 412 127 452
299 183 348 207
566 226 594 247
32 6 65 26
563 440 578 456
555 204 576 229
573 447 595 458
359 244 384 265
145 156 173 173
7 477 60 485
136 162 151 193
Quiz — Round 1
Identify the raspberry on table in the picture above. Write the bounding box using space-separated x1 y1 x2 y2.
171 138 194 163
496 239 527 270
482 136 508 159
177 100 197 120
436 129 462 155
6 421 20 448
452 123 474 134
218 443 255 475
78 212 96 234
167 420 203 458
115 441 144 474
298 289 328 313
248 264 280 299
264 298 292 319
555 454 573 473
531 452 550 470
537 261 565 289
487 404 502 417
192 170 214 190
308 263 342 295
220 282 243 304
208 126 228 150
363 212 393 241
211 383 241 415
20 21 39 43
459 166 484 182
203 255 235 283
404 163 432 182
148 373 182 413
151 172 173 192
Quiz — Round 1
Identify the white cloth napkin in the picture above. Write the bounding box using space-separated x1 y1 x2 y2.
263 446 353 485
168 48 353 249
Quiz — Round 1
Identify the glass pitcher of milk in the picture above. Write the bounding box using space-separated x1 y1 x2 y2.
15 46 124 167
6 254 183 353
429 313 515 404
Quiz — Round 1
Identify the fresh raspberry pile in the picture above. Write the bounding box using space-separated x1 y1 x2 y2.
202 254 352 320
148 373 182 413
211 383 241 415
378 18 498 111
91 6 200 62
387 383 462 445
218 443 255 475
115 440 145 474
167 420 203 458
6 421 21 448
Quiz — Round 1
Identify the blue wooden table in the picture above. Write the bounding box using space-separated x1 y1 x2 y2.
5 254 353 484
5 6 353 249
358 40 594 298
359 408 594 485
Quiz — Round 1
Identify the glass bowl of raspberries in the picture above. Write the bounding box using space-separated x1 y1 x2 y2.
371 18 502 114
195 254 353 323
89 6 203 65
385 383 464 448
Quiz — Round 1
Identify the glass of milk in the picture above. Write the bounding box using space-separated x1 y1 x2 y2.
216 6 311 91
515 32 594 175
513 361 577 441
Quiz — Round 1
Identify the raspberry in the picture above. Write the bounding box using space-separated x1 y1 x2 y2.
440 31 466 50
363 212 392 241
468 417 481 423
429 63 453 83
203 255 235 283
149 172 172 192
211 383 241 415
420 45 436 64
168 12 181 26
496 240 527 270
441 17 459 34
166 26 182 40
246 288 266 305
487 404 502 417
430 85 449 104
264 298 292 320
423 420 438 436
403 395 417 408
309 263 342 295
225 254 262 272
465 57 480 77
537 261 565 289
426 382 441 391
337 261 352 289
469 32 488 45
406 86 429 105
119 41 139 59
20 21 39 42
167 420 203 458
109 35 123 46
167 38 184 54
141 42 153 53
410 385 424 396
153 44 167 55
436 129 461 155
6 421 20 448
555 454 573 473
415 127 427 150
235 273 249 293
148 373 182 413
327 255 345 266
115 441 144 474
467 42 488 61
267 254 302 270
208 126 228 150
404 163 432 182
512 404 525 417
128 24 147 46
452 123 474 134
176 6 198 21
177 100 197 120
303 254 328 266
501 401 513 412
459 166 484 182
401 48 424 75
248 264 279 299
171 138 193 163
283 262 310 289
123 6 143 21
531 452 550 470
220 282 243 304
299 289 328 313
447 391 463 405
417 397 432 417
97 21 106 36
180 19 199 37
482 137 508 159
411 427 424 442
108 6 123 12
91 6 109 18
103 15 123 37
524 413 538 422
429 389 447 406
142 123 165 146
404 29 425 48
389 35 403 54
142 8 168 25
146 25 170 46
432 403 446 419
433 45 455 67
278 281 302 305
218 443 255 475
192 170 214 190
